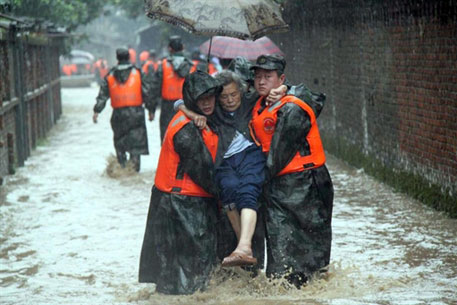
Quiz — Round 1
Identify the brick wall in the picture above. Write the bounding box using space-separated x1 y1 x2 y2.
272 0 457 213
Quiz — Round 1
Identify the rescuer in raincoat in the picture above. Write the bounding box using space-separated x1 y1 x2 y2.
141 49 158 76
190 49 218 75
150 35 193 142
249 54 334 287
174 71 289 269
128 45 137 65
93 57 109 86
209 70 314 269
139 71 222 295
92 48 155 172
175 59 314 270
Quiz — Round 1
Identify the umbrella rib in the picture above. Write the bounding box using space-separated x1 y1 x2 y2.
250 24 289 40
197 29 250 40
146 11 196 33
233 0 289 40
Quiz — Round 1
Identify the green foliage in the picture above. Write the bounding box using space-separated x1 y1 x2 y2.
10 0 106 31
110 0 145 18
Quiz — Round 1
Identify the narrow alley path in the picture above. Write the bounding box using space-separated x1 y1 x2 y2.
1 86 456 305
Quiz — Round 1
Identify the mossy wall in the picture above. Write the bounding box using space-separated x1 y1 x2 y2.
272 0 457 217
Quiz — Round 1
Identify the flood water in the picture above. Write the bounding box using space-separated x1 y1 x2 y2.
1 86 456 305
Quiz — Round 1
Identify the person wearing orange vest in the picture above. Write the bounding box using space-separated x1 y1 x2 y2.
92 48 155 172
150 35 193 142
62 64 73 76
189 49 218 75
249 54 334 287
176 70 273 269
139 71 222 295
174 61 315 270
141 49 158 76
62 63 77 76
128 46 137 65
139 50 149 66
93 58 109 85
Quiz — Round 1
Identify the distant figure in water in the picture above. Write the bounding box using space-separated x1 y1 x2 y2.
149 35 193 143
92 47 155 172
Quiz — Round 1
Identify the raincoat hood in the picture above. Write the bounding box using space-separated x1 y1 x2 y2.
182 71 222 115
116 63 133 70
288 85 326 118
167 53 192 78
227 56 253 85
112 64 134 84
306 91 326 118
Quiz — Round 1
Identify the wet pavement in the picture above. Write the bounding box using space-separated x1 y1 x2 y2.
1 86 456 304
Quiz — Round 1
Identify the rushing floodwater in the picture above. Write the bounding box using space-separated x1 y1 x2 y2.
1 86 456 305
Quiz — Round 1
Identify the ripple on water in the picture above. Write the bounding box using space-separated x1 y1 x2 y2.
17 195 29 203
15 250 37 260
55 272 96 285
0 274 27 288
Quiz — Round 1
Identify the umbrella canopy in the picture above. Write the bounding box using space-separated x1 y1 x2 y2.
144 0 289 40
199 36 283 60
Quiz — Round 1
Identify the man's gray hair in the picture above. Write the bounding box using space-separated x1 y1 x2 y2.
214 70 247 94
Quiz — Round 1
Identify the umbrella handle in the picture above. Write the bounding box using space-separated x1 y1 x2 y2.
207 36 213 73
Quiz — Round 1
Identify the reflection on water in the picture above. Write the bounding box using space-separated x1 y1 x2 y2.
0 87 456 305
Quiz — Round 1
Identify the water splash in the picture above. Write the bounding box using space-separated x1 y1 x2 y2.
104 154 138 179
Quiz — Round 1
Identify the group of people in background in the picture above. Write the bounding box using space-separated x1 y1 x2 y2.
90 35 334 296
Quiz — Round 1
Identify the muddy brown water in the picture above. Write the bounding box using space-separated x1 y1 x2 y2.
1 86 456 304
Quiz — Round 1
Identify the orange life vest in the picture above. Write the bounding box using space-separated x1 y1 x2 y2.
142 60 158 74
208 63 217 75
62 64 73 76
250 95 326 176
99 66 109 79
190 60 217 74
70 64 77 74
95 59 109 78
161 58 185 100
139 51 149 63
107 68 143 108
155 111 219 197
128 48 137 64
190 60 199 73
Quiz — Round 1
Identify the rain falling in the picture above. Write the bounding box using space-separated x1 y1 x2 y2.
1 1 456 304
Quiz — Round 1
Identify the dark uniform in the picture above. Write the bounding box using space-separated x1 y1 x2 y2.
139 71 222 295
150 36 193 142
212 60 320 271
249 55 334 287
94 48 154 172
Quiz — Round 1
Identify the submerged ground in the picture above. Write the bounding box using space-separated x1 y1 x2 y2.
1 86 456 305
